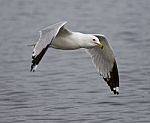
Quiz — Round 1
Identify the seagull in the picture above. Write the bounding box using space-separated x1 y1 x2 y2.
30 21 119 95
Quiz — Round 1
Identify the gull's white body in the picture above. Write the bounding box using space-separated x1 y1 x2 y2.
51 32 100 50
51 32 81 50
31 21 119 95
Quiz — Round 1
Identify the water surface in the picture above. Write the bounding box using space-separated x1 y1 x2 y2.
0 0 150 123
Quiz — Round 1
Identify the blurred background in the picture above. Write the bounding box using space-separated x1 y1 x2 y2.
0 0 150 122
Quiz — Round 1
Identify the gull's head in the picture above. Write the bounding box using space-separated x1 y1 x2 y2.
92 36 103 49
85 35 103 49
73 33 103 49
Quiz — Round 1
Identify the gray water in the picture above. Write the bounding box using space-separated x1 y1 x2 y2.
0 0 150 123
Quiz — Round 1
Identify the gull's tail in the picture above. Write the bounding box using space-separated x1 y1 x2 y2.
27 43 36 48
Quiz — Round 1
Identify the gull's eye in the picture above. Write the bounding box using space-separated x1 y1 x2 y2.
93 39 96 41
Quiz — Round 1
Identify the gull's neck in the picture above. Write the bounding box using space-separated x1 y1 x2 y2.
52 32 93 50
71 32 92 48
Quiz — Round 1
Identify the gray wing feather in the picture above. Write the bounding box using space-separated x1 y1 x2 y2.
31 21 67 72
87 34 119 94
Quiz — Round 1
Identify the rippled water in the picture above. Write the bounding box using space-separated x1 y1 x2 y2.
0 0 150 123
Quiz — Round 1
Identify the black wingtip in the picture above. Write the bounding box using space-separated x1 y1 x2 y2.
30 63 38 72
113 88 119 95
114 91 119 95
113 90 116 94
30 44 50 72
103 60 119 95
113 91 119 95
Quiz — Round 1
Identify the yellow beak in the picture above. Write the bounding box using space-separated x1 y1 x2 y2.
96 43 104 49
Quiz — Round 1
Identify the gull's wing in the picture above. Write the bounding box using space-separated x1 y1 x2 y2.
87 34 119 94
31 21 68 72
